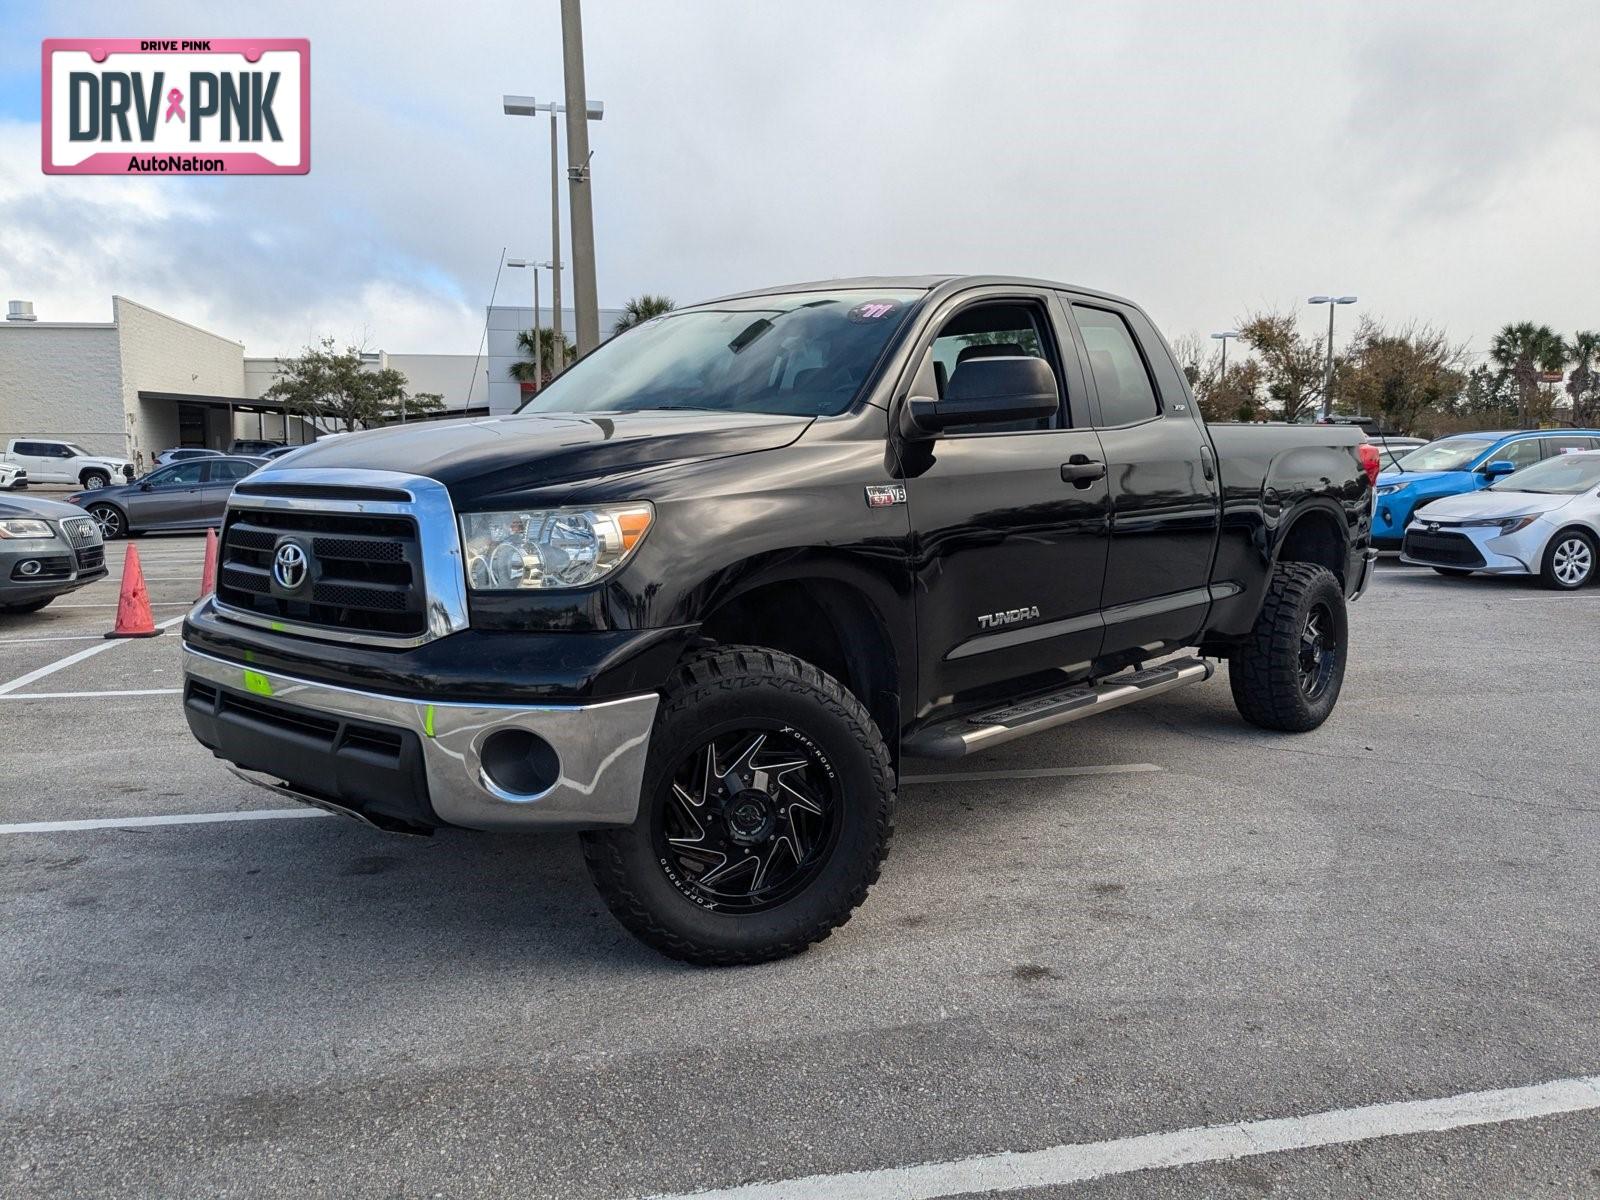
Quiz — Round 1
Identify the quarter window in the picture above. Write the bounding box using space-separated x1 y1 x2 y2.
1072 305 1161 426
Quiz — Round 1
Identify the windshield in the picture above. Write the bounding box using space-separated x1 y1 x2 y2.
516 290 922 418
1394 437 1496 473
1491 454 1600 495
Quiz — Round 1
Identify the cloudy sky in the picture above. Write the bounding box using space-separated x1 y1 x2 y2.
2 0 1597 361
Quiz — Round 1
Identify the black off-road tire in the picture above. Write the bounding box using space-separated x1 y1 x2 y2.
1540 529 1595 590
581 646 895 967
1229 562 1348 733
1 596 53 614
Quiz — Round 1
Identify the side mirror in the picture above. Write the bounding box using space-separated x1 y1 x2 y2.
139 480 154 492
1482 459 1517 478
901 356 1059 437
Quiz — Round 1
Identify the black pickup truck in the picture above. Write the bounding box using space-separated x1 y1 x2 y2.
181 276 1378 964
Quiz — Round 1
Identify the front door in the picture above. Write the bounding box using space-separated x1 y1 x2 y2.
12 442 69 483
194 459 255 525
127 461 207 528
898 291 1110 706
1062 297 1220 654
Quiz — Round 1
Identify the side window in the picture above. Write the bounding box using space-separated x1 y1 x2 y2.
1541 436 1594 457
1491 439 1540 471
13 442 43 456
160 462 206 485
207 460 254 482
928 300 1063 433
43 443 71 458
1072 305 1161 427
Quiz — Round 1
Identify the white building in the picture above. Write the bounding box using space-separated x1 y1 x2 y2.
0 297 488 472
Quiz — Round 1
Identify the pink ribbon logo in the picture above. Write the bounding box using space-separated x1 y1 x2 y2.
164 88 185 123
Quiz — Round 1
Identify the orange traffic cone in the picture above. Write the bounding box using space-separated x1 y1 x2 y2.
198 526 219 600
105 544 162 639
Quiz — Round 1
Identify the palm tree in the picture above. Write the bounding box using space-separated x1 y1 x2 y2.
1566 331 1600 426
1489 322 1567 427
613 294 676 334
509 328 576 387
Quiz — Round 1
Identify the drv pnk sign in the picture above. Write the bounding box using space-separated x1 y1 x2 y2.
42 39 309 175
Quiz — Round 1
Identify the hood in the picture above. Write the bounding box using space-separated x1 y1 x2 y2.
1376 469 1460 487
255 410 815 501
0 493 91 521
1412 489 1573 522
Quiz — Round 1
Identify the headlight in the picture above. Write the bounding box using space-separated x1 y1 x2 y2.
459 503 653 590
0 518 54 539
1461 514 1539 536
1375 483 1406 497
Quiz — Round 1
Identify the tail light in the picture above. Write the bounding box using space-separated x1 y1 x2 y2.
1357 444 1381 486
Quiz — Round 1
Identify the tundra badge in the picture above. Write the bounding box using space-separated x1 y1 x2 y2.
978 606 1041 629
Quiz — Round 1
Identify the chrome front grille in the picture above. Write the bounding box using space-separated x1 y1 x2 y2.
209 469 470 649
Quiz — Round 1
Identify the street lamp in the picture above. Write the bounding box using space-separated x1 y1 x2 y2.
506 258 564 392
1210 330 1242 377
1308 295 1357 420
503 93 603 374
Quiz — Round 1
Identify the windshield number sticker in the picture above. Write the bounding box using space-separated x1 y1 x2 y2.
848 300 901 323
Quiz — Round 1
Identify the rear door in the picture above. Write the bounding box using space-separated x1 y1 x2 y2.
196 459 256 524
1059 296 1221 654
900 288 1110 704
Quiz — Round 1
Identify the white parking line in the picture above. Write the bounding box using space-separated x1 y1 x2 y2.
0 688 182 700
0 613 185 696
43 602 193 609
0 635 105 644
903 764 1161 784
0 808 329 834
638 1075 1600 1200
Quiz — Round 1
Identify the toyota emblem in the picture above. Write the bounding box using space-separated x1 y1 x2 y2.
272 541 310 590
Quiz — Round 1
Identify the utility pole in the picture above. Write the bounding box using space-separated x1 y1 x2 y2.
548 107 564 372
561 0 601 356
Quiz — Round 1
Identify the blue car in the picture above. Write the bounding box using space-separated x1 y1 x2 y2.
1373 429 1600 549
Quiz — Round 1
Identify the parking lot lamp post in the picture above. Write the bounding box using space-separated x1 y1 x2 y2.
1210 329 1241 377
1308 296 1357 420
506 258 543 393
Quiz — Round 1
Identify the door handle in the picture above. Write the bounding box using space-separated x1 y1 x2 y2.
1200 444 1216 482
1060 456 1106 488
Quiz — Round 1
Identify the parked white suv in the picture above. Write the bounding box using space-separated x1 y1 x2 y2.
1 439 134 490
0 462 24 490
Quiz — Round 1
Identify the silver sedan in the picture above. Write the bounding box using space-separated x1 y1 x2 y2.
68 456 266 540
1400 450 1600 589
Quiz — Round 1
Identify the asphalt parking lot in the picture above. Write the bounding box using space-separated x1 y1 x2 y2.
2 544 1596 1199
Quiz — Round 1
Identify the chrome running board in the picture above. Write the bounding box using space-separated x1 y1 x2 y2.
902 657 1214 760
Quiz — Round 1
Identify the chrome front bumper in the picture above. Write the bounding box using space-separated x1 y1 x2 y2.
1349 547 1379 599
183 647 658 832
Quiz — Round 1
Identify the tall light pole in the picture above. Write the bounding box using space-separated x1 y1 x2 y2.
1308 295 1357 420
1210 329 1241 377
502 94 603 375
561 0 601 356
506 258 544 393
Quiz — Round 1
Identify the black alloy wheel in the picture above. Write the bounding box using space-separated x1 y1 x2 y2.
1297 601 1338 702
654 727 842 914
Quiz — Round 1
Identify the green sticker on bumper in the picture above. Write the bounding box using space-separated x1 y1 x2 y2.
423 704 436 738
242 670 273 697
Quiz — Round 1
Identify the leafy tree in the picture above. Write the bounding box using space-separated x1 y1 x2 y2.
1565 331 1600 426
264 337 443 432
1489 321 1567 427
613 294 676 334
1337 319 1467 433
510 328 577 387
1239 311 1327 423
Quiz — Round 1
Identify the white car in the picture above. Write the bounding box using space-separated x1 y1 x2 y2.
1401 449 1600 589
0 462 24 490
1 438 134 490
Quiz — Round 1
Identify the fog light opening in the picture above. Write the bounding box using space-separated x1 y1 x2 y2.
17 560 41 577
479 728 561 801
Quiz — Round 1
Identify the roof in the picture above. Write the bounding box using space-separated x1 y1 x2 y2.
700 274 1140 310
1440 429 1600 440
